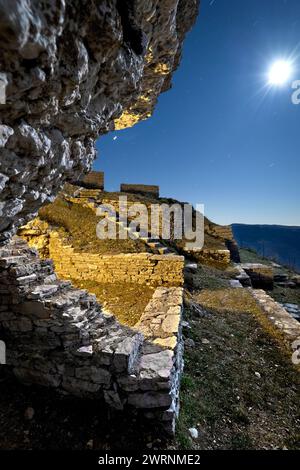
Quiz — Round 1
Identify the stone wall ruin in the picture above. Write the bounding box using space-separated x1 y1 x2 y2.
0 237 184 433
77 171 105 191
120 183 160 198
19 218 184 286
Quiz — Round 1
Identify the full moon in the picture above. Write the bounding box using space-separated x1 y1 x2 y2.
268 60 292 86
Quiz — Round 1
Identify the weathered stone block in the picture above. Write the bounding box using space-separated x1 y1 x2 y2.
128 392 172 409
17 301 51 319
241 264 274 290
62 377 100 395
104 389 124 410
113 333 143 373
75 366 111 386
14 368 61 388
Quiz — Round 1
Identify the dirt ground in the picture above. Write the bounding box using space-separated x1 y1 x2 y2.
0 372 168 450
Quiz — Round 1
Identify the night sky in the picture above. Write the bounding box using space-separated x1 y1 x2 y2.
95 0 300 226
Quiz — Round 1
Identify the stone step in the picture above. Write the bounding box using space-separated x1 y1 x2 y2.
27 284 60 300
185 262 198 272
158 246 169 254
0 255 28 268
147 241 161 248
75 206 174 255
9 259 52 278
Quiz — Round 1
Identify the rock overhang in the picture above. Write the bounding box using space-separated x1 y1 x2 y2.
0 0 199 243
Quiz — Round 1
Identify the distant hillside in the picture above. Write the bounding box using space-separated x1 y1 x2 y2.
232 224 300 273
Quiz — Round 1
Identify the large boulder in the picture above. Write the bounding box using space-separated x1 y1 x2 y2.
0 0 199 243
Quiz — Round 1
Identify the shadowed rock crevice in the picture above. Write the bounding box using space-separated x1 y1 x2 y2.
116 0 147 56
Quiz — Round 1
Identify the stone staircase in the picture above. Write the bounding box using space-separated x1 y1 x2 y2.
71 191 176 256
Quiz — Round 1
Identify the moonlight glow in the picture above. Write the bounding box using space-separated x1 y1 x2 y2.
268 60 292 85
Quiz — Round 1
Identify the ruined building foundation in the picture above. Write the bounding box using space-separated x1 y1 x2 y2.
0 237 184 433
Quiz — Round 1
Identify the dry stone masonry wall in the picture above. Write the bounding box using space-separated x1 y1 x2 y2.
65 186 235 266
78 171 104 191
241 264 274 290
0 237 184 434
191 248 231 265
205 224 240 263
50 232 184 287
250 289 300 349
120 183 160 198
0 0 199 432
19 218 184 286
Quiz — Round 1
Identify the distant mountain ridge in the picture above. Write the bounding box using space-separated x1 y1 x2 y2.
232 224 300 273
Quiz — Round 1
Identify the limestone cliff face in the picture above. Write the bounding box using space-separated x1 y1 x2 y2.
0 0 199 243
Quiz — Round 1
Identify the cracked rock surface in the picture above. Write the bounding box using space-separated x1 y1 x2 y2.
0 0 199 243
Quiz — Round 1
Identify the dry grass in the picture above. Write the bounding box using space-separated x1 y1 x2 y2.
194 287 262 316
70 279 154 326
185 263 236 291
39 197 150 255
